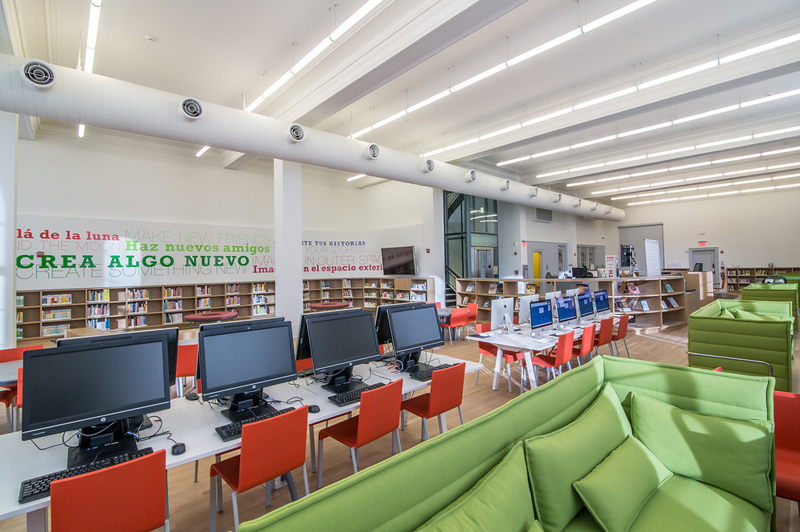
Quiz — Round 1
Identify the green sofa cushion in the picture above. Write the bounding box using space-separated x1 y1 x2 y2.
573 436 672 532
720 309 735 318
632 393 774 513
525 384 631 532
415 442 535 532
629 475 769 532
732 310 780 321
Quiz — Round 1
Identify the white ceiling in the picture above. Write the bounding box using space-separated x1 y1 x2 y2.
4 0 800 206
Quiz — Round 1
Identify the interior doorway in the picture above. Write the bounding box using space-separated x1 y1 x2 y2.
470 247 496 278
689 247 720 284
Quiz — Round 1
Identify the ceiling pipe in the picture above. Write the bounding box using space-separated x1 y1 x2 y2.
0 54 624 221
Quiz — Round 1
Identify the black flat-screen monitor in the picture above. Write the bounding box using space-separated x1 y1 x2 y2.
306 310 381 394
297 310 360 361
22 336 170 467
577 292 595 317
572 267 588 279
530 301 553 332
375 301 429 345
387 304 443 373
198 318 296 421
381 246 416 275
58 328 179 386
693 263 704 272
556 296 577 325
594 290 610 313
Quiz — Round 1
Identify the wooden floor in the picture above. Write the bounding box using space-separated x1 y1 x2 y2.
1 325 799 531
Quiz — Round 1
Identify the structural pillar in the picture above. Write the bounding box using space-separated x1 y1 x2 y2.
273 160 303 335
422 188 446 304
0 112 17 348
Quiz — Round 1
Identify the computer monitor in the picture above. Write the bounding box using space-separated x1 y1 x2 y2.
306 310 382 394
296 310 358 361
197 318 297 422
555 296 578 327
572 267 588 279
375 301 429 345
577 292 595 321
386 304 444 373
693 262 704 272
58 327 179 386
530 301 554 334
517 295 539 325
594 289 611 316
22 336 171 468
565 288 581 298
490 298 514 330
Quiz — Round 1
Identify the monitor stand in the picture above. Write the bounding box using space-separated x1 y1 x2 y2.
221 391 278 423
398 351 435 374
321 367 369 395
68 419 140 468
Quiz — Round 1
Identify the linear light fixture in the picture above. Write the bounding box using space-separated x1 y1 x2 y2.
195 146 210 157
78 0 102 138
498 87 800 168
347 174 367 182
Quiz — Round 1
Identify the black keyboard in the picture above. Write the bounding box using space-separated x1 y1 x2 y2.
19 447 153 504
409 363 457 382
214 407 296 442
328 382 386 407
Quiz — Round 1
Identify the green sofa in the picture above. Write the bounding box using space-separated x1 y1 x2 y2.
240 356 776 532
742 282 799 328
688 300 794 392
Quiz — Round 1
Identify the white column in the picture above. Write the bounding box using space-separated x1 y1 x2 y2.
274 160 303 335
421 188 445 304
497 202 525 278
0 112 17 348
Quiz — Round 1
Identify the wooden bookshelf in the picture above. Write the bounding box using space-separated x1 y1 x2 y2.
302 277 434 313
726 267 800 292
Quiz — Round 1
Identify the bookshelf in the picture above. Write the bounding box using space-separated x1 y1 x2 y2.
302 277 434 313
455 276 687 331
726 267 800 292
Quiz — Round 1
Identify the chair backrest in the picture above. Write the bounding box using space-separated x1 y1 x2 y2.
429 363 466 416
448 308 469 328
356 379 403 448
0 345 42 364
774 391 800 453
434 302 442 309
576 324 595 357
467 303 478 323
552 331 575 366
51 449 166 532
595 317 614 346
16 368 22 408
615 314 629 339
175 344 198 378
475 323 498 357
239 406 309 492
295 357 314 372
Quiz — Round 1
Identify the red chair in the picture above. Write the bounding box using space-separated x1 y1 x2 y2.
467 302 478 334
441 308 469 345
434 302 442 309
524 331 575 384
594 317 615 357
210 406 309 532
475 323 525 393
175 344 198 398
611 314 630 358
51 449 167 532
774 391 800 513
317 379 403 489
401 363 466 441
0 345 43 431
572 324 596 366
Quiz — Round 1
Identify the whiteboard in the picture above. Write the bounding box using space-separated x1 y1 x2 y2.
644 239 662 277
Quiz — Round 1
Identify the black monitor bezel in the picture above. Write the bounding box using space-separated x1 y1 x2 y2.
386 304 444 356
296 310 361 360
197 318 297 401
594 289 610 312
306 311 381 375
375 301 430 344
21 336 171 441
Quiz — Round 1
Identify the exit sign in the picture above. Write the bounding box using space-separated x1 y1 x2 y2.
699 241 707 246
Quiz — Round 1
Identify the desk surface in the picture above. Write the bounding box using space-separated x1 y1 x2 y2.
0 353 479 524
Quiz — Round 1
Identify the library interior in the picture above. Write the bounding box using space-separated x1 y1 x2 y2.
1 0 800 531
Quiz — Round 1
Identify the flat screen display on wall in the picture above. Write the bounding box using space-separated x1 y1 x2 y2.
382 246 416 275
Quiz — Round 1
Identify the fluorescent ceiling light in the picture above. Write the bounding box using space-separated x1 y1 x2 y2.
479 124 522 141
742 88 800 108
573 87 637 111
451 63 507 93
698 182 732 190
773 172 800 180
669 162 710 170
735 177 771 185
532 146 571 158
724 167 767 176
330 0 383 40
618 122 671 138
347 174 367 182
762 146 800 156
571 135 618 149
497 155 531 167
506 29 583 66
696 135 752 149
680 194 708 200
777 183 800 189
581 0 658 33
596 175 630 183
637 60 717 90
607 155 647 165
522 108 573 127
195 146 210 157
78 124 86 138
712 153 761 164
291 38 333 74
648 146 694 157
684 173 723 181
720 33 800 64
754 125 800 138
708 191 740 197
406 90 451 114
673 105 740 124
373 110 407 130
571 163 605 172
631 168 668 177
536 170 569 178
742 186 776 193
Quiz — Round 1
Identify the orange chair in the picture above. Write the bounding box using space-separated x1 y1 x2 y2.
475 323 525 393
466 302 478 334
401 363 466 441
175 344 198 398
524 331 575 384
0 345 43 431
594 317 615 357
317 379 403 489
434 301 442 309
210 406 309 532
611 314 630 358
774 391 800 513
572 324 596 366
441 308 469 345
51 449 167 532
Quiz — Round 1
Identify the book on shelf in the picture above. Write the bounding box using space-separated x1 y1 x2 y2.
127 302 147 314
640 300 650 312
483 300 490 308
196 286 211 296
363 301 376 308
488 283 498 294
225 283 240 294
127 316 147 328
42 323 70 337
525 284 538 295
462 296 470 306
225 296 241 306
624 282 640 295
667 297 679 308
381 282 393 289
165 300 183 311
165 313 183 324
410 294 426 302
88 289 111 302
16 327 22 339
616 299 631 312
88 318 111 330
365 282 378 288
661 300 669 310
197 298 212 309
381 292 392 299
465 282 475 293
321 291 330 298
127 288 150 300
663 283 674 293
16 311 23 323
343 279 352 288
42 309 72 321
411 283 427 290
303 281 310 290
321 281 330 289
164 287 182 298
88 303 110 316
254 282 267 293
396 292 409 301
42 293 72 305
253 304 269 315
343 289 353 298
16 295 24 307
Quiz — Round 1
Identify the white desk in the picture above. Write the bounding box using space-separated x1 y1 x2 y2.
0 360 23 387
0 353 479 531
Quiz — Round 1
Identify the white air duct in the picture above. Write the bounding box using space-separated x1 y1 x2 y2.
0 54 625 221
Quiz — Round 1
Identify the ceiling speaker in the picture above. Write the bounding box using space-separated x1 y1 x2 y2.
553 193 563 203
181 98 203 119
365 144 380 160
465 169 478 183
591 202 599 211
573 198 582 207
288 124 305 142
20 60 56 89
605 206 613 214
529 186 539 197
501 179 511 191
422 159 435 173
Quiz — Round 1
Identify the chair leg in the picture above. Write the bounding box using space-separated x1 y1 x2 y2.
265 478 274 507
209 477 217 532
194 460 198 483
176 377 184 398
284 472 299 501
216 476 223 512
437 413 448 435
232 491 240 532
475 354 483 385
393 429 403 453
302 464 309 496
309 425 316 473
420 418 428 441
165 474 170 532
458 405 464 425
622 337 630 358
448 327 453 346
317 439 325 489
506 361 513 393
350 447 359 475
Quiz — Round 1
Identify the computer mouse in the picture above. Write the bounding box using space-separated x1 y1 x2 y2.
184 392 199 401
171 443 186 455
308 405 321 414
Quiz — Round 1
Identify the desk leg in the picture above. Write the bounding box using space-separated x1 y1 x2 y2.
27 508 48 532
491 349 504 391
522 351 537 391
